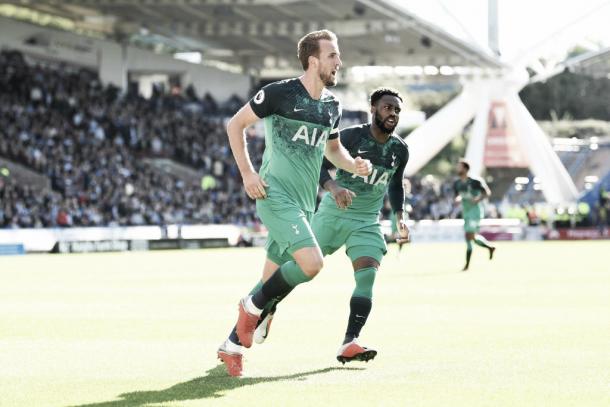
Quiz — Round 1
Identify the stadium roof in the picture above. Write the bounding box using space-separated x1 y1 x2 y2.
562 47 610 79
1 0 502 76
529 46 610 83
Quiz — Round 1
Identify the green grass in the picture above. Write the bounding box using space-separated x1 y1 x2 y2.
0 241 609 407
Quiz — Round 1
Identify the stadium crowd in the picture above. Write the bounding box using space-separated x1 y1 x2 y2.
0 49 260 228
1 50 604 230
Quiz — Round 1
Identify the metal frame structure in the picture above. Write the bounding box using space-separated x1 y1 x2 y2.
1 0 584 203
1 0 501 74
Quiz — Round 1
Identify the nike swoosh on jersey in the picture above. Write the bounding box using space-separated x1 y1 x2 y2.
293 107 304 112
357 149 368 154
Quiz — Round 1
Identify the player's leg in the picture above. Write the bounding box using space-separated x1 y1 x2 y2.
337 223 386 364
235 204 324 347
473 233 496 259
254 211 342 344
248 244 322 311
463 231 474 271
345 256 378 343
225 258 279 345
252 244 295 345
397 240 405 255
238 244 322 346
337 253 381 364
218 257 279 376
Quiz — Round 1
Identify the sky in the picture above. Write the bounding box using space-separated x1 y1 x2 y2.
393 0 610 62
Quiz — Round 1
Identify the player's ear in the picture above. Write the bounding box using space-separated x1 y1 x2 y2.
308 55 318 70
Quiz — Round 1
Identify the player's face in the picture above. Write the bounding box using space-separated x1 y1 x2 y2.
373 95 402 134
456 162 468 176
315 39 342 87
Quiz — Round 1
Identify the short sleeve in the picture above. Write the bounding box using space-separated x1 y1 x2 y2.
249 82 282 119
473 178 487 192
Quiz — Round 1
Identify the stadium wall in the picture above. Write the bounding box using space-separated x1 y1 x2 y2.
0 17 250 100
0 225 242 254
1 221 607 255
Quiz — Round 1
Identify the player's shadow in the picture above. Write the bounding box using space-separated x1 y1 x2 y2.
73 364 363 407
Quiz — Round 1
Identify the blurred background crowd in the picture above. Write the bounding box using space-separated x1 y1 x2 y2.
1 50 609 229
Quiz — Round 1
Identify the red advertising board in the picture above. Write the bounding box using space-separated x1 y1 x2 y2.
483 101 528 168
545 227 610 240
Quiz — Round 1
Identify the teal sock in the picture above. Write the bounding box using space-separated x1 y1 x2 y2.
474 234 493 249
345 268 376 343
352 267 376 299
280 261 312 287
465 240 473 268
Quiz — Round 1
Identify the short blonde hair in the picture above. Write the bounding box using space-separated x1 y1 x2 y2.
297 30 337 70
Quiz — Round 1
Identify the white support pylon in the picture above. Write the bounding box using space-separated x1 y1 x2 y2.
403 81 482 177
403 68 578 205
464 91 491 177
506 93 579 203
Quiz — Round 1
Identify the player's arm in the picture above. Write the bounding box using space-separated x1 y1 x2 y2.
453 181 462 203
473 179 491 203
226 103 268 200
388 151 410 243
319 158 355 209
324 124 371 176
325 138 371 176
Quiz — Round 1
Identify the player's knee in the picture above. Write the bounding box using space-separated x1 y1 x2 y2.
300 256 324 278
352 256 379 271
353 267 377 299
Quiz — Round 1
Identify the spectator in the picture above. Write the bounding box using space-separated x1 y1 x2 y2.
0 50 256 228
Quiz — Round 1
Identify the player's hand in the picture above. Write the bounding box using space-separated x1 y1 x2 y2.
242 171 268 200
354 156 372 176
331 187 356 209
396 219 410 244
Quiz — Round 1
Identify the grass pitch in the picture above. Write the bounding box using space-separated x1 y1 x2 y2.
0 241 609 407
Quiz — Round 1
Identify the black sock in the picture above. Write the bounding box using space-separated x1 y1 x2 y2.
465 248 472 268
251 266 293 310
228 326 241 346
257 288 293 325
344 296 372 344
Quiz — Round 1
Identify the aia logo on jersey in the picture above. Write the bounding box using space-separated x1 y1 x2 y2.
352 168 390 186
291 125 329 147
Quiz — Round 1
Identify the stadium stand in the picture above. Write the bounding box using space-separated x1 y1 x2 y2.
1 49 607 230
0 50 259 228
0 49 462 230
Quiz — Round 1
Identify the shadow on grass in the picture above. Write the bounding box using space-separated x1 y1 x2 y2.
74 365 363 407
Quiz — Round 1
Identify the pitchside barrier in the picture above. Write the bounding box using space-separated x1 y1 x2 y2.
0 225 241 254
1 220 606 255
378 218 528 243
242 218 535 247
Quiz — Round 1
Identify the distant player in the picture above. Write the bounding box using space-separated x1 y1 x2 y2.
453 159 496 271
218 30 372 376
255 88 410 364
